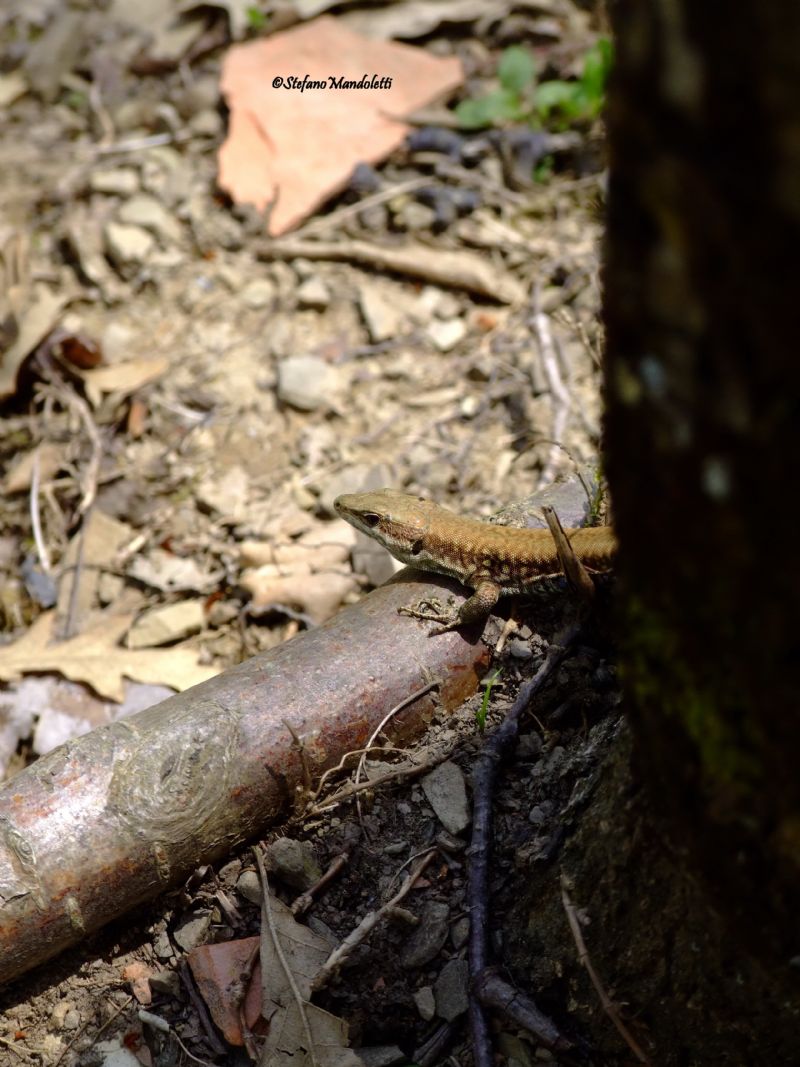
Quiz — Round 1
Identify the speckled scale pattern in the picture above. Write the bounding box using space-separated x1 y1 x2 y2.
333 488 617 595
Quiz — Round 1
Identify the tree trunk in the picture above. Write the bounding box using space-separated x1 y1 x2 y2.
603 0 800 966
506 3 800 1062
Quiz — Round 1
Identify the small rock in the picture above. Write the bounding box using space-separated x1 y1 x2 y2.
277 356 338 411
427 317 466 352
104 222 154 275
97 1046 142 1067
241 278 275 308
51 1000 77 1028
152 928 174 960
90 168 140 196
237 869 262 905
450 916 470 950
394 200 437 231
528 805 547 825
149 970 181 998
383 840 408 856
359 284 404 342
266 838 322 891
421 761 470 834
126 600 205 649
434 957 469 1021
172 911 211 952
101 321 136 364
413 985 436 1021
63 1007 81 1032
434 291 462 319
401 901 449 968
356 1047 406 1067
189 108 222 137
296 276 331 310
118 194 182 243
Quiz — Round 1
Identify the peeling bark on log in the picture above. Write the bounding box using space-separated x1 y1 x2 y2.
0 573 489 986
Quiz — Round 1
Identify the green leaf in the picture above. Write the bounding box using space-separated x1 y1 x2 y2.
455 88 523 129
534 79 580 119
246 5 268 29
581 37 613 102
498 45 536 94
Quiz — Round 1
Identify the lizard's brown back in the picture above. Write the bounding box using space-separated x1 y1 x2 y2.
334 488 616 594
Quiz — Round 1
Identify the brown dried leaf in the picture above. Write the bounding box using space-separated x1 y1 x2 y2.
0 612 218 703
218 17 463 235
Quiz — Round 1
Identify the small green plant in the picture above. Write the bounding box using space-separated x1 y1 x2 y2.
475 668 503 732
246 5 268 31
455 38 613 132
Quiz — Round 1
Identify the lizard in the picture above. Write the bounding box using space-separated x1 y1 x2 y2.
334 488 617 634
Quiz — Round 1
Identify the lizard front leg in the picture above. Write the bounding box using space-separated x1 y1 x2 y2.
399 579 502 635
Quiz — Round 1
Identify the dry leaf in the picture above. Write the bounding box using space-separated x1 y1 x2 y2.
0 287 66 400
4 442 63 494
80 357 169 407
259 894 361 1067
218 17 463 234
0 612 218 702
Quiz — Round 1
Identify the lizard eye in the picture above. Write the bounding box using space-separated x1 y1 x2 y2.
410 538 424 555
362 512 381 528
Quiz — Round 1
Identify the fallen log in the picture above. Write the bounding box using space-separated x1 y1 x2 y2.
0 572 488 986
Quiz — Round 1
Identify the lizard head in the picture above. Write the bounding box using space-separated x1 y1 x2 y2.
334 488 439 566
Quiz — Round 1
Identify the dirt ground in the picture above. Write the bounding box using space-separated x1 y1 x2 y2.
0 2 625 1065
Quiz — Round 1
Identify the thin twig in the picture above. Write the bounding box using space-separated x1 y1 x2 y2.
254 845 318 1067
29 447 52 574
311 849 436 992
308 755 439 816
561 878 653 1065
52 995 133 1067
531 287 572 489
468 623 583 1067
354 679 438 825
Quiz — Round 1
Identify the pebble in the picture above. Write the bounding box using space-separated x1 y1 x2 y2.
189 108 222 137
90 168 139 196
434 957 469 1020
413 985 436 1021
401 901 450 968
241 277 275 308
266 837 322 890
172 911 211 952
104 222 154 274
236 869 262 905
296 276 331 310
421 761 470 834
118 194 182 243
359 283 403 342
277 355 338 411
427 317 466 352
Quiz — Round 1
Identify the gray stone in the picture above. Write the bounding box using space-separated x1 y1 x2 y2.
267 838 322 890
104 222 154 274
172 911 211 951
277 355 338 411
413 985 436 1020
356 1046 406 1067
149 970 181 998
91 168 140 196
241 278 275 308
421 761 470 834
118 194 182 243
359 283 403 342
427 317 466 352
237 869 262 904
189 108 223 137
401 901 449 968
296 276 331 310
434 957 469 1021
